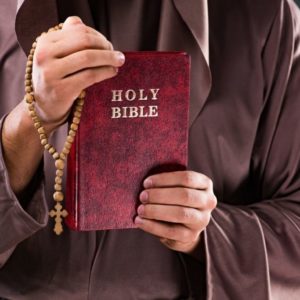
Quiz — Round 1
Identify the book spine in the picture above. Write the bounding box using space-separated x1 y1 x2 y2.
66 128 80 230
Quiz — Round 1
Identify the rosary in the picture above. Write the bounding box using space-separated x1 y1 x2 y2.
24 24 85 235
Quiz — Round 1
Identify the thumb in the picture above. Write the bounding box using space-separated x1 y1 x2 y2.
62 16 83 29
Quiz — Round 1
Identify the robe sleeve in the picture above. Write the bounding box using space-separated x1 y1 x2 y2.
204 1 300 299
0 117 48 268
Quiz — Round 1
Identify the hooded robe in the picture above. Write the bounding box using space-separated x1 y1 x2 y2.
0 0 300 299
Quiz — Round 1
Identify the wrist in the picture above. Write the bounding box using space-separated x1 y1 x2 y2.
24 97 69 136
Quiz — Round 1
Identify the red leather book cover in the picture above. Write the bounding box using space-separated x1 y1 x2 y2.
66 52 190 231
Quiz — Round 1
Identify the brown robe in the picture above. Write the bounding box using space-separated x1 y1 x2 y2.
0 0 300 299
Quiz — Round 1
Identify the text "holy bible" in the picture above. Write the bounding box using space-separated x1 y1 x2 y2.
111 88 160 119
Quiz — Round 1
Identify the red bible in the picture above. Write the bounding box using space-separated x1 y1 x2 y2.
66 52 190 231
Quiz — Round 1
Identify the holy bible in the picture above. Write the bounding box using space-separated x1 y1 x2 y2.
66 52 190 231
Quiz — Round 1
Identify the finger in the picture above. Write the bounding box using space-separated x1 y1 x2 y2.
140 187 217 210
137 204 208 229
134 217 200 244
54 30 112 58
144 171 213 190
62 16 84 28
62 17 108 41
59 50 125 77
34 31 111 69
61 66 118 98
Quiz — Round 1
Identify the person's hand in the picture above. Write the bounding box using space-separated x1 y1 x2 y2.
31 16 125 129
135 171 217 254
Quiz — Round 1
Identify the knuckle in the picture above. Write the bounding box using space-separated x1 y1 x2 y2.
209 195 217 209
185 189 197 203
81 34 93 49
34 47 48 66
182 188 192 202
179 207 193 222
182 171 196 187
192 211 202 225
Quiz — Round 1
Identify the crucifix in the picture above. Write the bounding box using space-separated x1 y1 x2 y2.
49 203 68 235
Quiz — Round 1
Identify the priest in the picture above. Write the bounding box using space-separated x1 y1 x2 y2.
0 0 300 299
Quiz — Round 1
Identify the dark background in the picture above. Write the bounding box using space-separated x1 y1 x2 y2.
296 0 300 7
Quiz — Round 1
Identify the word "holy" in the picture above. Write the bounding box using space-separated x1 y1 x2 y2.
111 89 160 102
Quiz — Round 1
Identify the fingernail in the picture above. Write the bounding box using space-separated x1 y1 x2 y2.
137 205 145 216
64 16 83 26
139 191 148 203
144 178 153 189
135 216 143 225
116 52 125 64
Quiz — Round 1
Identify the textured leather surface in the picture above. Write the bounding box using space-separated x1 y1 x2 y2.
66 52 190 231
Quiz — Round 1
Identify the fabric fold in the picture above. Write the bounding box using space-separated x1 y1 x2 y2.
0 116 48 266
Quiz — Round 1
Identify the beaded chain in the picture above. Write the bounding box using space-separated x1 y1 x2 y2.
24 24 86 235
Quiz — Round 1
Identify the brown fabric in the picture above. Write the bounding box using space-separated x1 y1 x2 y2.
1 0 300 299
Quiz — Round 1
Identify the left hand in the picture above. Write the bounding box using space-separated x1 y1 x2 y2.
135 171 217 254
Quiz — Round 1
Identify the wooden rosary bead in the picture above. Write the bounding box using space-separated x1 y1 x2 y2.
49 147 56 155
74 111 81 118
55 159 65 170
69 130 76 137
62 147 70 155
52 152 60 160
56 170 64 177
25 86 33 93
37 127 45 134
29 111 36 118
53 191 64 202
77 99 84 106
34 122 41 129
60 153 66 160
55 176 63 185
75 105 83 112
67 136 74 143
44 144 51 150
79 91 86 99
25 93 34 103
73 117 80 125
41 139 48 146
54 184 62 191
70 123 78 131
32 117 40 123
64 141 72 150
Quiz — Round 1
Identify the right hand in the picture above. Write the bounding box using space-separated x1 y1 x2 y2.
31 16 125 130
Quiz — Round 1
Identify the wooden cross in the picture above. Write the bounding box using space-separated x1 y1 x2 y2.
49 203 68 235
